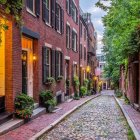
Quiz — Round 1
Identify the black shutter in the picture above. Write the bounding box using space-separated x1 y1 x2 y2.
72 30 74 50
60 52 63 76
76 33 78 51
76 8 78 24
51 0 56 28
42 47 47 83
80 44 82 59
35 0 40 16
66 0 68 12
69 0 72 15
71 64 74 85
42 0 46 21
51 49 55 77
60 8 64 34
55 51 59 79
55 3 59 30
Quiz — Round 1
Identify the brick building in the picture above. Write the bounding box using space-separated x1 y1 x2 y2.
0 0 97 119
120 53 140 110
79 9 88 86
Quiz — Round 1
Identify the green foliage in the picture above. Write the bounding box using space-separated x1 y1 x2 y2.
73 92 80 100
124 96 130 105
127 127 136 140
115 89 123 98
45 77 55 85
83 79 89 87
96 0 140 88
80 86 87 97
73 75 80 88
0 0 23 26
57 76 63 81
15 93 34 119
40 90 56 112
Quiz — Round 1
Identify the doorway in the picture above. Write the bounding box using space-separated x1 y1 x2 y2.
0 19 5 112
65 60 70 97
22 36 33 97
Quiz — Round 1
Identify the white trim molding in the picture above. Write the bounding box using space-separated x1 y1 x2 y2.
65 56 70 60
44 42 52 48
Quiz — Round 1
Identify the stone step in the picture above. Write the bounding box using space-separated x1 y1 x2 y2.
34 103 39 109
0 112 13 125
31 107 46 120
0 107 46 135
0 119 24 135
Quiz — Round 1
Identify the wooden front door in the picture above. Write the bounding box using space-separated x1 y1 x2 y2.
22 37 33 97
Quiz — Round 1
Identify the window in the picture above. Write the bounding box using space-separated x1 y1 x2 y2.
84 28 86 40
66 0 70 14
26 0 35 13
42 0 50 24
42 47 51 83
71 1 77 23
84 47 86 60
55 51 63 78
66 24 70 48
80 22 82 37
72 30 77 52
56 4 61 32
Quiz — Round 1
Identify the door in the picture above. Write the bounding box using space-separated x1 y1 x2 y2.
22 50 28 94
22 37 33 97
0 18 5 112
65 60 69 96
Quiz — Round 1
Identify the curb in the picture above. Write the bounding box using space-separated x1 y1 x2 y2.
30 94 101 140
114 96 140 140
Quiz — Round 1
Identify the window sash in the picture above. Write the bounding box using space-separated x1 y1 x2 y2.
27 0 35 13
45 0 50 24
66 25 70 48
45 48 51 77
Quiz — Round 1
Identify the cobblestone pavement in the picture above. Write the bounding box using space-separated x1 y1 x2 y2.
40 95 129 140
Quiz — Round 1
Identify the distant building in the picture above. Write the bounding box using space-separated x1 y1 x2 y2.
96 54 110 90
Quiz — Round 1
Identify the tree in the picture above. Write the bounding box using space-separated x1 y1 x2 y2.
96 0 140 88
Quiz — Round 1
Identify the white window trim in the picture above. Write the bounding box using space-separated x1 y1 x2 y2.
44 42 52 48
66 24 70 48
73 28 77 33
46 49 51 77
46 0 51 25
26 0 36 17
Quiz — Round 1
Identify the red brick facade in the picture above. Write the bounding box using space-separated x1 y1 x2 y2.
1 0 97 113
120 53 140 108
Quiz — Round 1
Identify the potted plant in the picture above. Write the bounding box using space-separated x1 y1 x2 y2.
45 77 55 85
73 75 80 99
80 86 87 97
15 93 34 122
40 90 56 112
66 79 70 87
56 76 63 82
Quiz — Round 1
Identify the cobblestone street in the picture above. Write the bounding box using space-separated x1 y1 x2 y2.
40 95 129 140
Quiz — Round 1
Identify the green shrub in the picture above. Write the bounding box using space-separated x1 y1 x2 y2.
80 86 87 97
84 79 89 87
40 90 56 112
73 75 80 88
115 89 123 98
124 96 130 105
73 92 80 100
127 127 136 140
15 93 34 119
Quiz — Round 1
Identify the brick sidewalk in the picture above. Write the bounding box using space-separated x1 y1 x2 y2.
0 95 99 140
119 99 140 134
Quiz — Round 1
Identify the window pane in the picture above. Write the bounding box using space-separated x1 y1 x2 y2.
46 49 50 64
46 0 49 9
27 0 34 12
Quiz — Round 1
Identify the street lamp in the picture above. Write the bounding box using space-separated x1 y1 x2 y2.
86 66 91 73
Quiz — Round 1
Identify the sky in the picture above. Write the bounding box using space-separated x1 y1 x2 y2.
80 0 107 54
